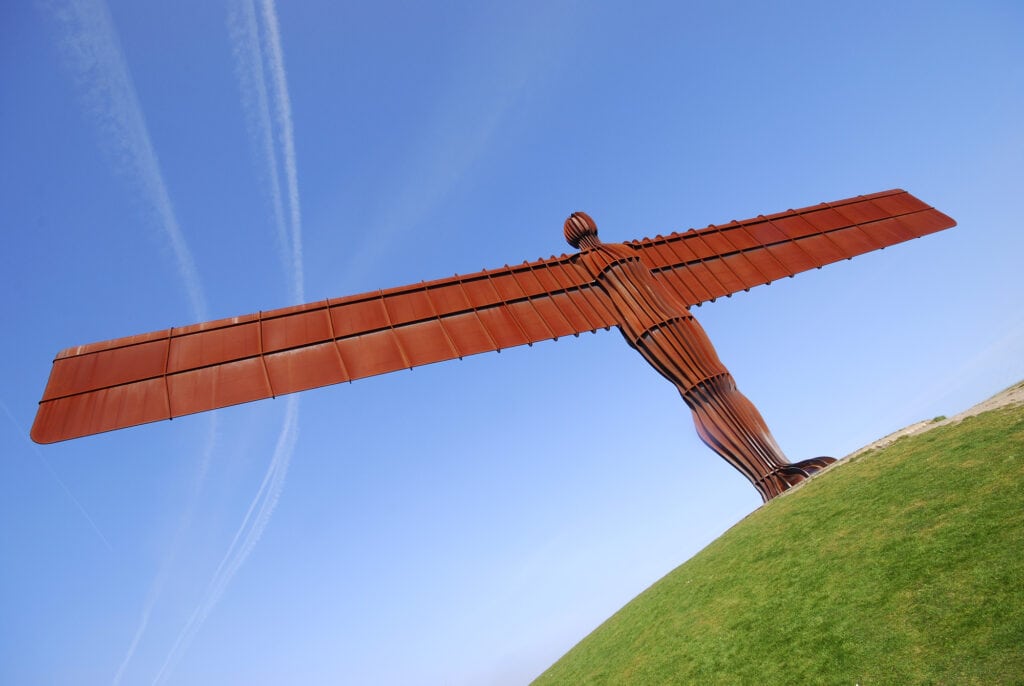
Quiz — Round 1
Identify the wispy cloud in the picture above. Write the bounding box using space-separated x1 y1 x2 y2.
229 0 304 302
901 318 1024 418
41 1 220 682
260 0 304 302
338 6 570 291
340 91 516 289
1 398 113 552
111 416 219 686
148 2 306 681
152 396 298 685
228 0 289 291
46 0 207 321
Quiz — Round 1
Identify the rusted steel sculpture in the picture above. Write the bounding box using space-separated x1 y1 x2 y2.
566 212 836 500
32 189 955 500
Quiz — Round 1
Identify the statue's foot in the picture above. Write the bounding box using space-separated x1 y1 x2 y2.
791 456 837 474
758 457 839 500
773 456 837 490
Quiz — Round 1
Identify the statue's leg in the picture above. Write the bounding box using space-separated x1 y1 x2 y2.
593 255 833 501
634 317 833 501
682 374 805 501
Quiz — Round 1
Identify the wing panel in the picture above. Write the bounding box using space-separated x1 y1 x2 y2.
698 230 738 258
793 233 848 264
716 223 761 251
33 189 954 443
718 253 770 290
34 378 169 444
651 241 712 303
858 215 920 245
262 305 333 353
56 328 171 359
818 223 880 256
869 191 929 215
773 213 830 240
167 322 261 373
733 243 791 283
674 232 718 261
487 271 530 301
335 330 409 380
330 297 390 337
443 312 498 356
798 206 853 232
394 320 458 367
42 338 168 400
506 300 558 341
637 189 955 307
830 197 891 224
530 295 578 339
387 290 436 324
511 266 546 299
458 277 498 308
167 357 272 417
34 250 600 442
265 342 349 396
31 378 170 443
549 291 597 333
915 208 959 234
425 281 472 315
763 242 820 276
682 262 721 302
701 251 747 295
565 284 617 331
475 305 531 349
652 269 699 306
744 219 788 245
539 261 571 289
172 313 259 336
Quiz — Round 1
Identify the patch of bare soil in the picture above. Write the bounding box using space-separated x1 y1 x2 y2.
846 380 1024 459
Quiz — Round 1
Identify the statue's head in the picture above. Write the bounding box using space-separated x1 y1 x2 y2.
564 211 600 250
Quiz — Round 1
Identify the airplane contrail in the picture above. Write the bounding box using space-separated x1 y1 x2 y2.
228 0 304 303
259 0 305 302
1 398 113 552
228 0 290 292
151 2 306 681
111 416 219 686
47 0 208 321
40 2 221 683
50 1 307 680
151 397 298 685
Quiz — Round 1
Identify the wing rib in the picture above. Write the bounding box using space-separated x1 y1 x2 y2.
633 189 955 306
32 257 611 443
31 189 955 444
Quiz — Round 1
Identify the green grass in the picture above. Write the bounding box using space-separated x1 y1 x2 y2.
534 402 1024 685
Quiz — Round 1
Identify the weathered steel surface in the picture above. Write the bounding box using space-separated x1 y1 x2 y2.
32 260 617 444
569 211 835 501
32 189 955 499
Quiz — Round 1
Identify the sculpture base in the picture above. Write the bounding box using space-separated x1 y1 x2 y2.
768 456 838 498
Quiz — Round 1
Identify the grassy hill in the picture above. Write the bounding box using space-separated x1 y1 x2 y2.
534 391 1024 685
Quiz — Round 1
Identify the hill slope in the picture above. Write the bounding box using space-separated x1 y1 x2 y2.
534 387 1024 684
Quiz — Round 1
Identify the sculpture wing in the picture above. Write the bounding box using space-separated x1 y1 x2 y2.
630 189 956 307
32 257 618 443
32 188 955 444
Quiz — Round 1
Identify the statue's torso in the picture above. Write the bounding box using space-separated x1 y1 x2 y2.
577 242 729 390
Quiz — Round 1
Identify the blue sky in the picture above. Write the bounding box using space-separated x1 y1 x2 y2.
2 1 1022 684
